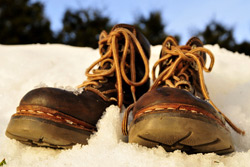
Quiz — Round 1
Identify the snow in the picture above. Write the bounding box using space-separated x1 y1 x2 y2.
0 43 250 167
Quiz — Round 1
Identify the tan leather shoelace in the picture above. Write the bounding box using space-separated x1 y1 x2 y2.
122 37 245 136
78 27 149 109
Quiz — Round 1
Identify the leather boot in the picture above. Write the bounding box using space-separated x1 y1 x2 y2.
122 36 245 154
6 24 150 148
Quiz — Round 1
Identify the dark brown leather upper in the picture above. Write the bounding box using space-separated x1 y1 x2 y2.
132 36 224 124
19 87 112 125
18 24 150 126
132 87 222 121
112 24 150 59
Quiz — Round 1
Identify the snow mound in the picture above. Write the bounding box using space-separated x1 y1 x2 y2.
0 43 250 167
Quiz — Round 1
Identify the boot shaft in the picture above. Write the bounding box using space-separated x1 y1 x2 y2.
152 36 210 100
81 24 150 107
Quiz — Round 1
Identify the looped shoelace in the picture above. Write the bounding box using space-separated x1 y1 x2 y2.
78 27 149 109
122 37 245 136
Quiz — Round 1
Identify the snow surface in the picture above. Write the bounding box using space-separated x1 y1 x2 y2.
0 43 250 167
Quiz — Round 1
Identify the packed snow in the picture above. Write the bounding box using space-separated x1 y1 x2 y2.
0 43 250 167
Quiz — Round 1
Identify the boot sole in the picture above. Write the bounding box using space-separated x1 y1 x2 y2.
128 112 234 155
6 115 93 148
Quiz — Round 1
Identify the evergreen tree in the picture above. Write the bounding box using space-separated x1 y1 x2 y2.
234 41 250 56
134 11 167 45
0 0 54 44
134 11 180 45
57 9 112 48
195 21 236 50
195 20 250 56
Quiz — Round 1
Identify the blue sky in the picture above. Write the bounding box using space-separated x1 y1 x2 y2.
32 0 250 44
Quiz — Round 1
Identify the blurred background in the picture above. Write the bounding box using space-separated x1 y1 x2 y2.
0 0 250 55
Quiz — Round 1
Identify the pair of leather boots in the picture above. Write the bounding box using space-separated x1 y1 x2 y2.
5 24 244 155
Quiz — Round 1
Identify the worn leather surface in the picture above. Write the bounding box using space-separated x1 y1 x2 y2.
18 24 150 127
132 87 223 122
19 87 113 125
132 36 221 121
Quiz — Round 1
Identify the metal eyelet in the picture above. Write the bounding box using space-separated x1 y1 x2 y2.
192 44 197 49
166 42 171 49
99 78 108 84
93 83 102 89
192 44 201 55
190 61 198 71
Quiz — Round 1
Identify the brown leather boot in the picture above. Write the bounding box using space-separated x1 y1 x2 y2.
122 36 245 154
5 24 150 148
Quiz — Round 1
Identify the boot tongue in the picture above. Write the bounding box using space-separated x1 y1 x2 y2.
110 24 150 60
186 37 206 62
185 37 207 99
111 24 137 35
160 37 205 98
186 37 203 47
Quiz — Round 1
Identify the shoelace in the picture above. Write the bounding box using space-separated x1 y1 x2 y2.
78 27 149 109
122 37 245 136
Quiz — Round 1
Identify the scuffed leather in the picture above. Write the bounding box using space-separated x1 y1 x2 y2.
19 87 113 125
132 87 223 122
18 24 151 127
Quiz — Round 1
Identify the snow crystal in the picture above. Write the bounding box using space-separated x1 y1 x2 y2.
0 43 250 167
